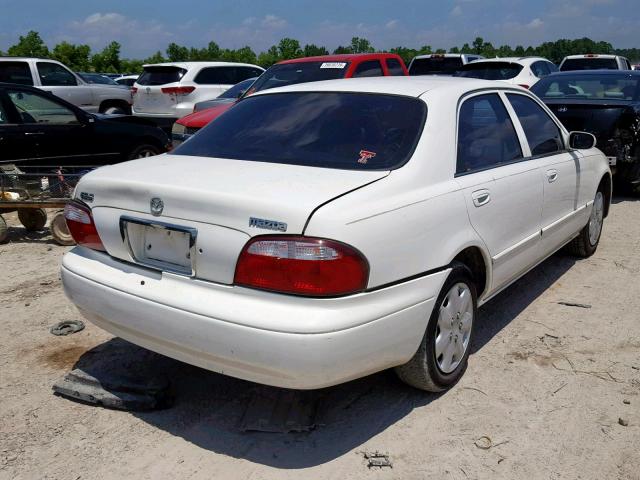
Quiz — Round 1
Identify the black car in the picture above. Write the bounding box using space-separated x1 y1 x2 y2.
531 70 640 187
0 82 170 168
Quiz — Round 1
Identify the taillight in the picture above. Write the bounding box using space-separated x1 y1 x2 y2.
161 86 196 95
131 87 138 94
64 200 105 251
234 236 369 297
518 84 530 89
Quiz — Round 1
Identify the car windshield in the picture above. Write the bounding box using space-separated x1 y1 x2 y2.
410 57 463 75
245 62 351 95
218 77 257 99
560 58 618 71
456 62 523 80
137 66 187 85
174 92 427 171
531 74 640 101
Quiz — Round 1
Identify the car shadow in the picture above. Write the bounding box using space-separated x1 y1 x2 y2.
1 226 58 245
611 193 640 204
65 251 578 469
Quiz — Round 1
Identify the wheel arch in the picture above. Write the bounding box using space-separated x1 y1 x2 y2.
99 99 131 114
599 172 612 218
449 243 491 300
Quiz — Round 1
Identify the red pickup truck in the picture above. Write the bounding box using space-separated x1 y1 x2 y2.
171 53 408 146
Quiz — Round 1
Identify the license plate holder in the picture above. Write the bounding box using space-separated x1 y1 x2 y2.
120 216 197 276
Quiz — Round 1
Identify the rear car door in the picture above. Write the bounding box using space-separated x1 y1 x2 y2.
0 90 38 165
505 92 584 255
35 61 95 111
5 88 107 168
455 92 543 293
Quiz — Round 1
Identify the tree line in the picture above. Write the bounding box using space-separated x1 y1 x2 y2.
1 30 637 74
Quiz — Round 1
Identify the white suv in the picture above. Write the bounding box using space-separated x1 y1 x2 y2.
456 57 558 89
132 62 264 126
0 57 133 114
559 54 632 71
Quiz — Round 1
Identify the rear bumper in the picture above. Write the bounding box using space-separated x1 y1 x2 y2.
61 247 448 389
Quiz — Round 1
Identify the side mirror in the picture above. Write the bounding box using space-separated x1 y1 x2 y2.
569 131 596 150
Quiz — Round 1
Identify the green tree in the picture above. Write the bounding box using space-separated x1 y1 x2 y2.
350 37 374 54
51 42 91 70
257 46 280 67
277 38 302 59
144 51 166 64
166 42 190 62
7 30 49 57
303 44 329 57
472 37 484 55
91 41 122 72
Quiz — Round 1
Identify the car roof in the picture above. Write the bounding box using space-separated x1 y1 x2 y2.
0 56 59 62
278 53 402 65
539 70 640 78
251 76 515 99
141 61 263 69
467 57 549 66
411 53 480 60
562 54 621 60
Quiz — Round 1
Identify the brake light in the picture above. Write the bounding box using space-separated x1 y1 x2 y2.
64 201 105 251
518 84 530 89
234 236 369 296
584 54 598 58
161 86 196 95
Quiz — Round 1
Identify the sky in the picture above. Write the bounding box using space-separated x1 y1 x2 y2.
0 0 638 58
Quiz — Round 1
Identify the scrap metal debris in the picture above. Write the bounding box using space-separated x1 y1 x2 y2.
362 451 393 469
474 436 509 450
53 368 172 411
239 389 321 433
50 320 85 336
557 302 592 309
618 417 629 427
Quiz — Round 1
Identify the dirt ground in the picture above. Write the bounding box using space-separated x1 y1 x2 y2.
1 199 639 480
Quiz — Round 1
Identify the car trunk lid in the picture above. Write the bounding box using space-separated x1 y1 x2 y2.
78 154 388 284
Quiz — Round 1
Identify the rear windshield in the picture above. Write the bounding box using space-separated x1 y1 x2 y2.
137 66 187 85
409 57 463 75
531 74 640 101
456 62 523 80
246 62 350 94
174 92 427 171
560 58 618 71
0 61 33 85
218 77 257 99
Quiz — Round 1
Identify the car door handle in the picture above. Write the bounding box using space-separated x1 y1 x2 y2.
24 132 45 136
546 169 558 183
471 189 491 207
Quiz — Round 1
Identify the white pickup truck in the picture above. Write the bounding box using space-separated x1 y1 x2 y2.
0 57 132 114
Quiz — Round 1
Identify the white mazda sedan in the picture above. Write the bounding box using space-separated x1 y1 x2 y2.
61 77 611 391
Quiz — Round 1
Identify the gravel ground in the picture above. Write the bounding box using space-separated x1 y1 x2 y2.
0 200 639 480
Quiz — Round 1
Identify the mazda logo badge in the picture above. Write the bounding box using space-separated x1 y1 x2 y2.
150 197 164 216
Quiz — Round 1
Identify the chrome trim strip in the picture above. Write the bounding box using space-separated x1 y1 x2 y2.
119 215 198 277
492 230 540 264
541 203 588 235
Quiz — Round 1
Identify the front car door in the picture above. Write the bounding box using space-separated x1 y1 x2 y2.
4 87 105 168
35 61 96 111
0 90 39 166
454 91 543 294
504 92 584 256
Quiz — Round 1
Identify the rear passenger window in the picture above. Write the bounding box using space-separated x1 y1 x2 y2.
531 61 550 78
385 58 405 76
353 61 384 78
195 66 261 85
506 94 563 156
0 61 33 85
457 93 522 174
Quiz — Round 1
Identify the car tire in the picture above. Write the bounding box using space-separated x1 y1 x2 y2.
0 215 8 243
18 208 47 232
103 105 129 115
394 262 477 392
127 144 161 160
50 210 75 246
566 188 605 258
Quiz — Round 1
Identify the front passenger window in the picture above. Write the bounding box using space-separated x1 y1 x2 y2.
353 61 384 78
457 93 523 174
7 90 79 125
36 62 77 86
506 94 563 156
